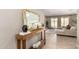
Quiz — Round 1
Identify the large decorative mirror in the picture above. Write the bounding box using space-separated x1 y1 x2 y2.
23 9 41 30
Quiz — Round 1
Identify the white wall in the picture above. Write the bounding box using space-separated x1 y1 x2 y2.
0 9 45 49
0 9 22 49
69 15 77 26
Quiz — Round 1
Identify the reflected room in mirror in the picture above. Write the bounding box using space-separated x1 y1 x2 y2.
23 9 43 31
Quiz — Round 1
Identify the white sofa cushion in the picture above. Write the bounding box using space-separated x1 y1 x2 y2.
57 28 77 37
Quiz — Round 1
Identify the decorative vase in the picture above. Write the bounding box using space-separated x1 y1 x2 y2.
22 25 28 32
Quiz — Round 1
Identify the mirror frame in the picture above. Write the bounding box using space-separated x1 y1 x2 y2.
22 9 40 25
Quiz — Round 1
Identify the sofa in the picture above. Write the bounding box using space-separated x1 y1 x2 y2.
56 26 77 37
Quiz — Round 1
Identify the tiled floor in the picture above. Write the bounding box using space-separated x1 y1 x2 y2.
43 29 77 49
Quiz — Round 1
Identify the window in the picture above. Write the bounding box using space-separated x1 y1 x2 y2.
51 18 58 28
61 17 69 27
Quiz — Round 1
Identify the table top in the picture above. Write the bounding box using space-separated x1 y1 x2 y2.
16 28 45 40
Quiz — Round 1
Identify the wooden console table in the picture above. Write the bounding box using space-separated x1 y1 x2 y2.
16 28 46 49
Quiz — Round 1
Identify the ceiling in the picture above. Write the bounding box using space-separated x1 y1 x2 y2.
38 9 77 16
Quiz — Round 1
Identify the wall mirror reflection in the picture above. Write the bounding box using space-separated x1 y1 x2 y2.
23 10 42 31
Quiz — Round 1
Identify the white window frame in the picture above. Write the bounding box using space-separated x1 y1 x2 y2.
61 17 69 27
51 18 58 28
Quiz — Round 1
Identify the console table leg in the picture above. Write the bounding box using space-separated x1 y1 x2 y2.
22 40 26 49
44 30 46 44
17 40 21 49
41 32 43 40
